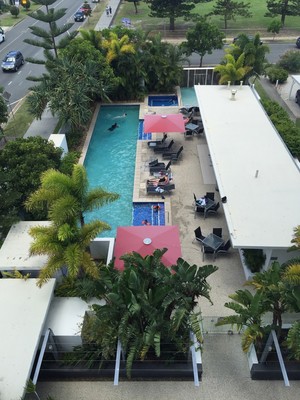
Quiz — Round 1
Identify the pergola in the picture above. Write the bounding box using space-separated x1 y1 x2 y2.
195 84 300 274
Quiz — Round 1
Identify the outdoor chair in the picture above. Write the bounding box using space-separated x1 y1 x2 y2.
206 192 215 201
184 129 194 139
212 228 222 238
149 160 171 175
146 183 175 195
149 159 159 167
153 139 175 153
147 133 168 148
194 205 205 217
207 202 220 216
216 239 232 258
193 226 206 244
201 244 215 261
162 146 183 161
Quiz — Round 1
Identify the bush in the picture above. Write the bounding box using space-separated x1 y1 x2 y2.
266 66 288 84
242 249 266 273
10 5 19 18
278 50 300 73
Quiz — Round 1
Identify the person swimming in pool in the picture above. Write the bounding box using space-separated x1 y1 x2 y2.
108 122 118 131
113 113 127 119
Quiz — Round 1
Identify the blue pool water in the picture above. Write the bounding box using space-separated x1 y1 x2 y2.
84 105 139 237
180 87 198 107
132 202 165 226
148 95 178 107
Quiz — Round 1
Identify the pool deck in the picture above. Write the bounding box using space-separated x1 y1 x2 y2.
37 92 300 399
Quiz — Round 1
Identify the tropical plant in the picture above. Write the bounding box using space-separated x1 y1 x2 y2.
76 250 218 377
102 31 136 64
180 19 225 67
242 248 266 273
214 53 252 84
216 289 267 352
267 19 282 40
277 50 300 73
25 164 120 227
266 65 288 84
285 321 300 360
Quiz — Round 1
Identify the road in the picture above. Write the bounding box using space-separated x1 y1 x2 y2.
0 0 92 107
0 0 297 107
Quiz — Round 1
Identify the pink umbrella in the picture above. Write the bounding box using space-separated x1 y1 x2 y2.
143 114 185 133
113 225 182 270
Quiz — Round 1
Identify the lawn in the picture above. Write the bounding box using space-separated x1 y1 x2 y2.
115 0 300 32
0 4 40 27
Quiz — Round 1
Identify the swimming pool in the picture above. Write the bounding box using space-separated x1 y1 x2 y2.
180 87 198 108
84 105 139 237
132 202 165 226
148 95 178 107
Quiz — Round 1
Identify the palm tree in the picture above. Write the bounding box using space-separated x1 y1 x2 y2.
29 220 108 287
214 53 253 85
25 164 120 227
216 289 267 352
79 29 103 51
102 32 135 64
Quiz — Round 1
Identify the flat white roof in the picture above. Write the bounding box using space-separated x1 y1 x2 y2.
195 85 300 249
0 279 55 400
0 221 50 270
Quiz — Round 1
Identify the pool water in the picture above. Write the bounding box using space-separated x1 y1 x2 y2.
148 95 178 107
180 87 198 108
84 105 139 237
132 202 165 226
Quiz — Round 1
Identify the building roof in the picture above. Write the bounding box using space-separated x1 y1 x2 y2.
0 279 55 400
0 221 50 270
195 85 300 249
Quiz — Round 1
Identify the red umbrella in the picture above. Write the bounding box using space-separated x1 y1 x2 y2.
113 225 182 270
143 114 185 133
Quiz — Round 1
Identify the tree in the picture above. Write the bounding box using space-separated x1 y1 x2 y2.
10 5 19 17
0 86 9 137
210 0 252 29
145 0 205 31
265 0 300 26
267 19 282 40
0 137 62 210
126 0 139 14
180 19 225 67
25 164 120 228
78 250 218 377
102 31 136 64
24 0 77 65
214 53 252 84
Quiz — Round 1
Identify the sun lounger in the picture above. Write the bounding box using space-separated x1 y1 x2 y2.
147 183 175 194
153 139 175 153
162 146 183 161
149 160 171 174
147 133 167 148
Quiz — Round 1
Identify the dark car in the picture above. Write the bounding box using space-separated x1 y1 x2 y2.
74 10 85 22
2 51 24 72
296 37 300 49
296 89 300 105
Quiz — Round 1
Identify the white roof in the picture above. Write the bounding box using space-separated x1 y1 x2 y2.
195 85 300 249
0 221 50 270
0 279 55 400
291 75 300 85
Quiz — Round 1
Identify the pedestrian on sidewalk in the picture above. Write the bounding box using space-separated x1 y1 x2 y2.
109 6 112 15
106 6 109 16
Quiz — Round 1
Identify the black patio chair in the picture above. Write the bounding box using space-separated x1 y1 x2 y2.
216 239 232 258
149 160 172 175
207 202 220 216
162 146 183 161
206 192 215 201
201 244 215 261
153 139 175 153
193 226 206 244
149 159 159 167
213 228 222 238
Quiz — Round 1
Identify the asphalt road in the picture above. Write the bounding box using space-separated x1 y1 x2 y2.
0 0 298 107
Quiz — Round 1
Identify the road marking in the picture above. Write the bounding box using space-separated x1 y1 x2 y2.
8 81 12 86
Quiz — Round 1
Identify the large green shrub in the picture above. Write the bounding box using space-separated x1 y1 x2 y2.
266 66 288 84
242 249 266 273
10 5 19 18
278 50 300 73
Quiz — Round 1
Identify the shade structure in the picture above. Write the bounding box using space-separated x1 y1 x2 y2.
143 114 186 133
114 225 182 270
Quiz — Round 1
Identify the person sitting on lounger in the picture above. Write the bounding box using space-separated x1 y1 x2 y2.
108 123 118 131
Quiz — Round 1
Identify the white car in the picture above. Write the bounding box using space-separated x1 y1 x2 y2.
0 27 5 44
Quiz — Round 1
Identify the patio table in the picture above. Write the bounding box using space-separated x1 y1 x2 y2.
185 123 199 131
195 197 215 218
201 233 224 260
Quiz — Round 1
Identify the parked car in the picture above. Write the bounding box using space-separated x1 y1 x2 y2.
2 51 24 72
74 10 85 22
0 27 5 44
296 37 300 49
233 34 263 45
80 3 92 16
296 89 300 105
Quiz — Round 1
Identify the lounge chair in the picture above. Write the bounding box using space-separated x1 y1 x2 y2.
149 159 159 167
149 160 171 175
162 146 183 161
147 133 168 148
146 183 175 195
153 139 175 153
